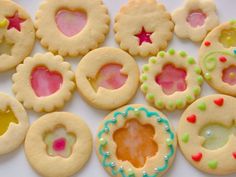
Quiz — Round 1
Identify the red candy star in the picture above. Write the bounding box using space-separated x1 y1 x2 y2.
7 12 25 31
135 27 153 46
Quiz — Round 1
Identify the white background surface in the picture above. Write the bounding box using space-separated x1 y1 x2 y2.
0 0 235 177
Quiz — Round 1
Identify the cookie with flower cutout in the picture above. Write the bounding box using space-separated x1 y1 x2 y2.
75 47 139 110
35 0 110 57
172 0 219 42
140 49 203 111
0 92 29 155
0 0 35 72
114 0 174 57
96 104 177 177
178 94 236 175
199 20 236 96
12 52 75 112
25 112 92 177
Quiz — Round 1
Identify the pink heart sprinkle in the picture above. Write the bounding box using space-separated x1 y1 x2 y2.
187 10 207 28
31 66 63 97
53 137 66 151
55 9 87 37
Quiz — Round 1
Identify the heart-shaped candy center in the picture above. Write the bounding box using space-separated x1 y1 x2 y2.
55 9 87 37
31 66 63 97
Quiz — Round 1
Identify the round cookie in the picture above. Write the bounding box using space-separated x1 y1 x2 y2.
75 47 139 110
35 0 110 57
199 20 236 96
172 0 218 42
24 112 92 177
140 49 203 111
178 94 236 175
114 0 173 57
0 92 29 155
12 52 75 112
0 0 35 72
95 104 177 177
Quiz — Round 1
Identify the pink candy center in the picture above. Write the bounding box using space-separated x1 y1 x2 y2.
55 9 87 37
53 137 66 151
156 64 187 95
222 66 236 85
95 64 127 90
31 66 63 97
135 27 153 46
187 10 207 28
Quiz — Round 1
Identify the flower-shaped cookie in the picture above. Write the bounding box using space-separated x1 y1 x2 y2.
75 47 139 110
178 95 236 175
140 49 203 111
199 20 236 96
35 0 110 57
25 112 92 177
172 0 219 42
0 0 35 72
96 104 177 177
0 93 29 155
114 0 173 57
12 52 75 112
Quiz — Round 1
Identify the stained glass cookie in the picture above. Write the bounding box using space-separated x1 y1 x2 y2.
0 92 29 155
35 0 110 57
12 52 75 112
0 0 35 72
199 20 236 96
75 47 139 110
172 0 219 42
25 112 92 177
140 49 203 111
96 104 177 177
114 0 173 57
178 94 236 175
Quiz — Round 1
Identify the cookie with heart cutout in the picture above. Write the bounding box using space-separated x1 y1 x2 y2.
12 52 75 112
114 0 173 57
0 92 29 155
178 94 236 175
24 112 92 177
75 47 139 110
0 0 35 72
199 20 236 96
35 0 110 57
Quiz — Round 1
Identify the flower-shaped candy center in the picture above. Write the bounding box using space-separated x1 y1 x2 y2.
186 10 206 28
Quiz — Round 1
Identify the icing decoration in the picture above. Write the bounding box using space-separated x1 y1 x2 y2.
219 28 236 48
186 114 197 124
149 57 157 64
141 74 148 82
179 51 187 57
147 93 155 101
208 160 218 169
98 107 175 177
188 57 195 64
159 51 165 58
135 27 153 46
204 57 217 71
0 19 8 28
141 84 148 93
213 98 224 107
0 37 13 55
6 12 25 31
155 64 187 95
155 100 164 108
181 133 189 143
222 66 236 85
219 56 227 63
192 152 202 162
204 41 211 47
197 102 206 111
204 73 212 80
200 123 236 150
168 48 175 55
113 119 158 168
187 10 206 28
233 152 236 159
55 9 87 37
193 87 201 96
44 127 76 158
90 64 127 90
31 66 63 97
0 107 18 136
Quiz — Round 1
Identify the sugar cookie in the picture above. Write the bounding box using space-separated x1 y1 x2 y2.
114 0 173 57
12 52 75 112
0 0 35 72
75 47 139 110
172 0 219 42
140 49 203 111
0 92 29 155
178 94 236 175
25 112 92 177
199 21 236 96
96 104 177 177
35 0 110 57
